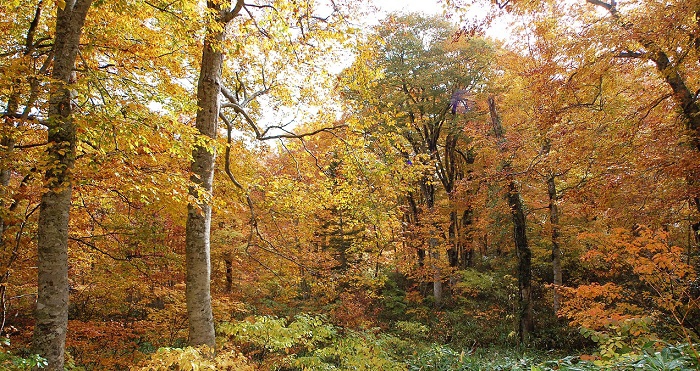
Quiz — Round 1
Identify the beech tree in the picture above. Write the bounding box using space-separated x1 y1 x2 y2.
32 0 92 368
341 13 493 306
186 0 355 346
33 0 92 370
185 0 244 348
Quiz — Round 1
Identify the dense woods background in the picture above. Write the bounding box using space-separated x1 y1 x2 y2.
1 0 700 369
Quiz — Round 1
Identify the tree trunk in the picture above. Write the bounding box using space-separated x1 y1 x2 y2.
185 0 244 347
32 1 92 369
405 193 425 266
488 96 533 345
447 210 459 267
547 174 562 313
0 137 13 337
507 181 533 344
185 24 224 348
421 179 442 307
430 236 442 308
460 208 474 268
0 136 13 251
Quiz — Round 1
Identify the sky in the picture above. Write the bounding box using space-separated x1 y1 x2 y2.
371 0 512 41
375 0 445 15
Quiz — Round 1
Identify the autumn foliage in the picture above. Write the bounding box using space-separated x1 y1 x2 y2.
1 0 700 369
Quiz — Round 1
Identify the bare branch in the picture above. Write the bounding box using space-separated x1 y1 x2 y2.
278 140 303 177
220 101 347 140
243 3 278 11
21 51 53 119
243 5 272 39
221 111 309 273
221 113 246 191
25 1 44 53
616 50 645 58
586 0 615 13
494 0 510 10
12 142 49 149
222 0 245 23
221 83 271 107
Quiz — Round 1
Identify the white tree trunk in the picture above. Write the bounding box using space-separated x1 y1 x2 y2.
185 16 225 348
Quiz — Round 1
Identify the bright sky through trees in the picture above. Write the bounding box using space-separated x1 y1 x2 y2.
376 0 443 14
375 0 511 39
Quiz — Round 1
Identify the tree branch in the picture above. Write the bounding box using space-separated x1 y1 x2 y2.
616 50 645 58
586 0 615 13
222 0 245 23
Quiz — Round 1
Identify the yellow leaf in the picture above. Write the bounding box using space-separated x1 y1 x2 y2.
57 0 66 10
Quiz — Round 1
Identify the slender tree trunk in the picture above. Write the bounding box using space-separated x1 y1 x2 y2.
421 180 442 307
32 1 92 369
430 236 442 308
447 210 459 267
0 136 13 337
547 174 562 313
405 192 425 266
488 96 533 345
0 134 14 251
459 150 476 269
1 20 22 252
460 208 474 268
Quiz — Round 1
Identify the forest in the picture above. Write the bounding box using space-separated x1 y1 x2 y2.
1 0 700 369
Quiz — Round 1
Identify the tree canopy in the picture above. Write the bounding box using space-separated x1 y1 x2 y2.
1 1 699 369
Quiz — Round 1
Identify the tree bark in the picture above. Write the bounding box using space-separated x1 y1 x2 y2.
507 181 533 344
32 0 92 369
447 210 459 267
421 178 443 307
488 95 533 345
1 132 14 252
186 30 222 349
547 174 562 313
186 0 243 348
429 237 442 308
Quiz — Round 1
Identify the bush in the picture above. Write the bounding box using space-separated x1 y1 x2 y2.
0 337 47 370
131 346 252 370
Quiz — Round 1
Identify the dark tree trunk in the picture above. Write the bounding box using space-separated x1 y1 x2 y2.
488 96 533 345
421 178 442 307
547 174 562 313
459 207 474 268
508 181 533 343
406 192 425 266
447 210 459 267
32 1 92 369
